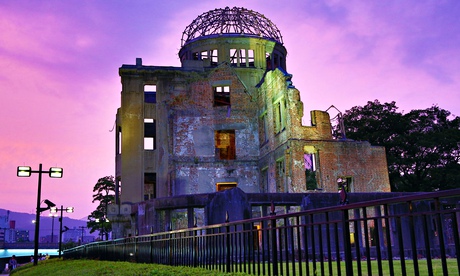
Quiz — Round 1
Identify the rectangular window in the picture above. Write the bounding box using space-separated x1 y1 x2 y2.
337 176 353 192
259 110 269 145
145 85 157 103
276 159 285 192
214 86 230 106
273 98 286 134
144 173 156 200
144 118 156 150
261 167 268 192
215 130 236 160
201 50 208 60
266 52 272 70
305 154 317 190
248 49 254 67
117 127 122 154
210 49 218 65
216 182 237 191
230 49 238 66
239 49 246 67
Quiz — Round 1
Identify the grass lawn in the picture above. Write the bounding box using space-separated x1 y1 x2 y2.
10 259 251 276
9 258 458 275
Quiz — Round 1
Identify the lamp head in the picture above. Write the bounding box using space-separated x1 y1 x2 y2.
17 166 31 177
39 199 56 212
44 199 56 208
49 167 63 178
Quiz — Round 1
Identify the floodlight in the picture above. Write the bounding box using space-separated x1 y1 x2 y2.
49 167 63 178
17 166 31 177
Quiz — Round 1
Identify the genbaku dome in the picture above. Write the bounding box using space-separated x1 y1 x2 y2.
109 7 390 238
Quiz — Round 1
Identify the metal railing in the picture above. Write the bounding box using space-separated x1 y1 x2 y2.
64 189 460 275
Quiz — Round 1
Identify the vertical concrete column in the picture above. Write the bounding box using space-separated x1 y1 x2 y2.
120 76 145 204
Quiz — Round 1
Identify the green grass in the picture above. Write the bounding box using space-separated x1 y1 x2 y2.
10 258 458 275
10 258 251 276
239 259 459 275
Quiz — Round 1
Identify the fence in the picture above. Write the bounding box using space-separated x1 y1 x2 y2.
64 189 460 275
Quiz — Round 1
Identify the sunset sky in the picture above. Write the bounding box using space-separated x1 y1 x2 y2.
1 0 459 220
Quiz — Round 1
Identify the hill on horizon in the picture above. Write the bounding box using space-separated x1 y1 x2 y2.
0 208 89 240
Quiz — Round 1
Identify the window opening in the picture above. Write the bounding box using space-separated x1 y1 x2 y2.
337 176 353 192
273 98 286 134
215 130 236 160
117 127 122 154
144 118 156 150
144 173 156 200
214 86 230 106
201 50 208 60
145 85 156 103
276 159 285 192
305 154 317 190
248 49 255 67
259 110 269 145
210 49 218 65
230 49 238 66
266 53 272 70
239 49 246 67
216 182 237 191
261 168 268 192
274 53 279 68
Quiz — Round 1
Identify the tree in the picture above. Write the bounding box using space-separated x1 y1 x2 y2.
87 176 115 240
339 100 460 192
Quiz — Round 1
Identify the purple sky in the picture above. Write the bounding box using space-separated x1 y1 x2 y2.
1 1 459 220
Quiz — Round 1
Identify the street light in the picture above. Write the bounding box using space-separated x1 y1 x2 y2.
50 205 74 258
49 213 58 243
79 226 86 245
95 218 110 241
17 164 62 266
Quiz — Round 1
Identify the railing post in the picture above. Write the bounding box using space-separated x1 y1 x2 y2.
193 219 198 268
226 211 231 273
434 198 448 275
270 202 278 276
342 208 353 276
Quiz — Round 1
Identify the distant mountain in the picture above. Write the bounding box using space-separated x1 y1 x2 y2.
0 208 88 239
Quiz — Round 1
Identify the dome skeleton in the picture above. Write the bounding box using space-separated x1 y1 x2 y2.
181 7 284 46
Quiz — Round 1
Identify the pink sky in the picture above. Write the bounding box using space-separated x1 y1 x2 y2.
1 1 459 220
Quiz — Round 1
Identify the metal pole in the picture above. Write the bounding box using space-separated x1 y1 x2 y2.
50 215 56 243
33 163 43 266
59 205 63 258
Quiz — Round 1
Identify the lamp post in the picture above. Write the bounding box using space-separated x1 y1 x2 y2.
17 164 62 266
79 226 86 245
95 217 109 241
50 205 74 258
49 213 58 243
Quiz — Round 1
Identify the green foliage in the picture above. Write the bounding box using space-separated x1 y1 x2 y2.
11 259 251 276
87 176 116 240
340 100 460 192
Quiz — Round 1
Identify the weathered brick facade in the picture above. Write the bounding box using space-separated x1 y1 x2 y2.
110 7 390 237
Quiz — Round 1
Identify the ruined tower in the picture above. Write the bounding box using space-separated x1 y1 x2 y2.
113 7 390 236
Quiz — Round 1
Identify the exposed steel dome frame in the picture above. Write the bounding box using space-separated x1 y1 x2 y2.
181 6 284 46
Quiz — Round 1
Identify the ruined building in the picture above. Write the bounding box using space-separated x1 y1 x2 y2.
111 7 390 237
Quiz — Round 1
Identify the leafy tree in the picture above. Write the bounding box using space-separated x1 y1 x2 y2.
87 176 115 240
339 100 460 192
